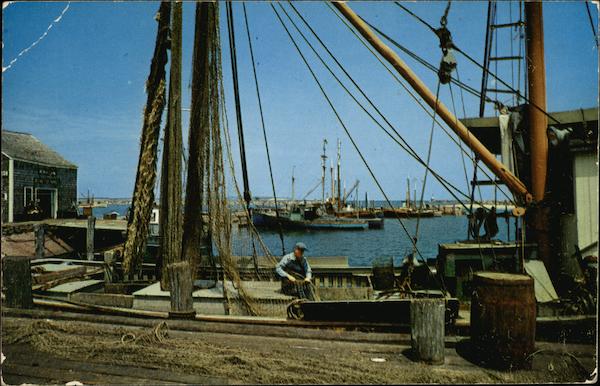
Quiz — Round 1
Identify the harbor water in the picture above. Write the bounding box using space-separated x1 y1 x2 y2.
90 203 512 267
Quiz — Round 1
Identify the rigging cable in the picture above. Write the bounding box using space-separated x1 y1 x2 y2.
449 80 472 201
242 3 286 255
356 17 516 204
585 1 599 46
323 3 517 205
414 0 451 251
226 2 259 272
226 2 252 209
413 81 440 251
290 3 514 210
272 4 447 293
286 3 485 211
365 21 486 102
394 1 562 125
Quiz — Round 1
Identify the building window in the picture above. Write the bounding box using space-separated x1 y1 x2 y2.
24 186 34 206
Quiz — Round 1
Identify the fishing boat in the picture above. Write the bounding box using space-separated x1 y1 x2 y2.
252 202 370 230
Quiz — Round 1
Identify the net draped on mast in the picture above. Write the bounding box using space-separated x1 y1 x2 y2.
124 1 288 317
185 2 281 316
123 2 171 274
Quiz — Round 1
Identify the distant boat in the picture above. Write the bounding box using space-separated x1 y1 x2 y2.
252 203 370 231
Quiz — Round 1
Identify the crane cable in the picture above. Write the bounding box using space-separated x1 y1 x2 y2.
242 3 286 256
272 4 447 293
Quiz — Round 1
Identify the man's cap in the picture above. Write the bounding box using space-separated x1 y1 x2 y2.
294 242 308 251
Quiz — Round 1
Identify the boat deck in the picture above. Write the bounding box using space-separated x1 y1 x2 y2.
132 281 294 316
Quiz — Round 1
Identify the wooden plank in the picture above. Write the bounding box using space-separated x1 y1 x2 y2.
70 292 134 308
2 344 233 385
33 266 87 284
3 363 171 385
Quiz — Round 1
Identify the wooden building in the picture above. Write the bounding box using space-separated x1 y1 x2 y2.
1 130 78 223
461 106 599 258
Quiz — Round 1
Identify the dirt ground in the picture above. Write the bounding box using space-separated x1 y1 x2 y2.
1 317 597 384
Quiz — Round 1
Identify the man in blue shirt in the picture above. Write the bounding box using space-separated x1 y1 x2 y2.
275 242 314 300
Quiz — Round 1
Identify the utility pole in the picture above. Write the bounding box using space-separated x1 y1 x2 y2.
321 139 328 204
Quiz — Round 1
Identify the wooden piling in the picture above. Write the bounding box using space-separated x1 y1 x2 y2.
167 261 196 319
34 224 45 259
410 298 445 364
104 251 115 283
87 216 95 261
2 256 33 309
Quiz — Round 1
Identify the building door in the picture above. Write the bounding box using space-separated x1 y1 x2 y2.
35 188 58 219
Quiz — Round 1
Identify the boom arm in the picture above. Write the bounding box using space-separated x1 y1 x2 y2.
333 2 532 203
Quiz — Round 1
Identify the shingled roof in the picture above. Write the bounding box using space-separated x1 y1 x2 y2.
1 130 77 169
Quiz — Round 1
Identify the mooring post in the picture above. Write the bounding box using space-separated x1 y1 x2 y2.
103 250 115 283
2 256 33 309
167 260 196 319
410 298 445 364
34 224 45 259
87 215 96 261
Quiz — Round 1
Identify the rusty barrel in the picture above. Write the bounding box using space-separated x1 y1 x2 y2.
470 272 536 370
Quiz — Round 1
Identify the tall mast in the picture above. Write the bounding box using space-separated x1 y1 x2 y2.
406 177 411 209
291 165 295 202
337 138 342 211
525 2 548 204
321 139 328 204
333 2 532 203
159 1 183 290
330 161 334 202
525 2 551 274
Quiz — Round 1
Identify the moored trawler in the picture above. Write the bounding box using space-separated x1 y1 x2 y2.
252 203 372 230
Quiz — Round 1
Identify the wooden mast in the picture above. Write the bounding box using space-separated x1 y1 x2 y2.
525 2 548 203
332 2 532 203
182 2 211 275
337 138 341 211
524 2 552 275
159 1 183 290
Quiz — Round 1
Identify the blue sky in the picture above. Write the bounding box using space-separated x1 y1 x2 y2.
2 1 598 201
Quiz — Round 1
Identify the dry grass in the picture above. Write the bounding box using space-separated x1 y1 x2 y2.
1 318 593 384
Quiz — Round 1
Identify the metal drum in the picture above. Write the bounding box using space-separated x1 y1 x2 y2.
470 272 536 370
